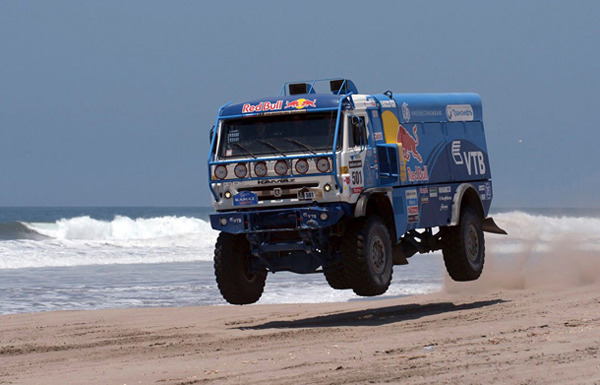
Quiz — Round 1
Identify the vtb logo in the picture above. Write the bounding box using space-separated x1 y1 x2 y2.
452 140 486 176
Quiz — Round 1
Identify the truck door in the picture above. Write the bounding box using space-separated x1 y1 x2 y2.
344 113 378 196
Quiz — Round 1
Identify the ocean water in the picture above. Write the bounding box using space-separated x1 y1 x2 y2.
1 207 599 314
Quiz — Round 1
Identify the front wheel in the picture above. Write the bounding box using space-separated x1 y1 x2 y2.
342 216 393 296
214 232 267 305
441 206 485 281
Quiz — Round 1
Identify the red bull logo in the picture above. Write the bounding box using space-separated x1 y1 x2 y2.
285 98 317 110
397 124 423 163
242 100 283 114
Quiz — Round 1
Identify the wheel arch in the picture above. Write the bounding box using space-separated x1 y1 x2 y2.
354 188 396 242
449 183 485 226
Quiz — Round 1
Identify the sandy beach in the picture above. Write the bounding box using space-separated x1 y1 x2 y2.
2 272 600 385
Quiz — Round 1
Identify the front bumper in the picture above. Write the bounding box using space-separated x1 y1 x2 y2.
210 203 351 234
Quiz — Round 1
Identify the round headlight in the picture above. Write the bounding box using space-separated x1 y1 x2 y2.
316 157 330 173
295 159 309 174
224 190 232 199
254 161 268 177
274 160 289 176
234 163 248 178
324 183 332 192
214 165 227 180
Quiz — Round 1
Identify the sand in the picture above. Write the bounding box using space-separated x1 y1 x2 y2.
2 242 600 384
1 279 600 385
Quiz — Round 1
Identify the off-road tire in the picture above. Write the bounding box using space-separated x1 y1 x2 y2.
214 232 267 305
441 205 485 281
323 263 351 290
342 216 393 296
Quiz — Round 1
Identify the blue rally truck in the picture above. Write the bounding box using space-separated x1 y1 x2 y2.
208 78 505 305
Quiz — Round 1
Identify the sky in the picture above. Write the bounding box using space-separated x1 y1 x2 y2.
1 0 599 208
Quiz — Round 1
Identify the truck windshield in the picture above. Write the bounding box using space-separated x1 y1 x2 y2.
218 111 339 159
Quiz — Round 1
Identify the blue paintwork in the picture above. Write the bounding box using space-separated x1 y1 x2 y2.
208 79 496 274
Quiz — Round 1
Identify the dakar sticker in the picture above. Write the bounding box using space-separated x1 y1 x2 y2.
348 160 362 169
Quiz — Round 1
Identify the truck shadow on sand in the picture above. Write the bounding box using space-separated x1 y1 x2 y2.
241 299 507 330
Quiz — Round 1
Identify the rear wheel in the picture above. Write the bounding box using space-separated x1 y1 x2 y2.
214 232 267 305
441 205 485 281
342 216 393 296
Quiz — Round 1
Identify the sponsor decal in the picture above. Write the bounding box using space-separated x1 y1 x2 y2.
340 165 349 174
451 141 486 176
285 98 317 110
485 182 492 200
397 124 422 163
429 187 438 198
405 189 418 200
439 186 451 194
380 100 396 108
374 132 383 141
480 193 486 201
440 203 449 211
233 191 258 206
407 165 429 182
411 109 443 118
257 178 295 184
343 176 350 185
439 195 452 202
348 160 362 169
242 100 283 114
401 102 410 122
420 187 429 204
478 185 486 192
406 188 419 222
352 187 363 194
446 104 474 121
227 216 242 224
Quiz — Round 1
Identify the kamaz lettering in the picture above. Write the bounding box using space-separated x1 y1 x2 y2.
207 78 506 305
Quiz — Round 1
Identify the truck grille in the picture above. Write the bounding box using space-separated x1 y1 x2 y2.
238 183 319 201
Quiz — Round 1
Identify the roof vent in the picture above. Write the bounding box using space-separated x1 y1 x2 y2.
288 83 315 95
330 79 358 95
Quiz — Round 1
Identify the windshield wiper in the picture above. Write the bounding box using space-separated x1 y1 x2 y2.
258 139 286 156
230 142 257 159
284 138 316 154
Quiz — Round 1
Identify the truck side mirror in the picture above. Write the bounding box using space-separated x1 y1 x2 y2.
351 116 367 151
209 125 218 154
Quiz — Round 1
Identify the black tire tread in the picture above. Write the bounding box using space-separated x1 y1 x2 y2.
214 232 266 305
342 216 393 296
441 206 485 281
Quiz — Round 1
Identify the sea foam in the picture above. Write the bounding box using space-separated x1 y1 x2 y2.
1 211 599 270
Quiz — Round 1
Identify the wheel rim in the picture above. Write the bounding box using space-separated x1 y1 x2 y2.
369 235 386 274
466 224 480 263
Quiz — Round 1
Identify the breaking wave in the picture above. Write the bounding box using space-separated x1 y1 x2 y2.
2 211 600 271
0 216 219 269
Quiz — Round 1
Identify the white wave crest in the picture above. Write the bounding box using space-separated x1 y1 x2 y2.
27 215 210 241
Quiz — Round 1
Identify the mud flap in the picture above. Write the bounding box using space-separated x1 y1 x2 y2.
482 217 507 235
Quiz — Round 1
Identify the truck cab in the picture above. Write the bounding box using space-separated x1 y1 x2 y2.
208 78 505 305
